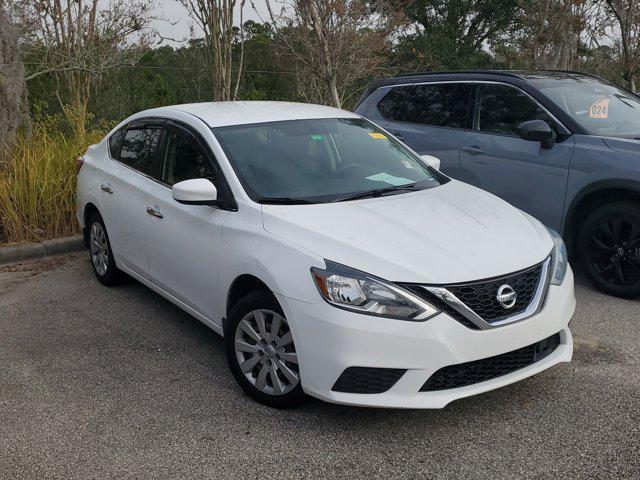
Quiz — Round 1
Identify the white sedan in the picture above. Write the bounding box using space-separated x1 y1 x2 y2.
76 101 575 409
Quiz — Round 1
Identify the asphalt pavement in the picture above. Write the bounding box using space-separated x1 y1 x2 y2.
0 253 638 479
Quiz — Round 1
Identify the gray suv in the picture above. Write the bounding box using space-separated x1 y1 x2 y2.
355 71 640 298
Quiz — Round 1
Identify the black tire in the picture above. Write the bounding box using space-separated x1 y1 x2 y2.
577 200 640 298
224 290 308 409
88 212 123 286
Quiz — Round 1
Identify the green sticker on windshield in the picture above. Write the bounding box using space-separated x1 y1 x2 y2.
310 134 324 141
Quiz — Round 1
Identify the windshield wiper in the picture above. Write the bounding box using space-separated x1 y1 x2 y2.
331 183 420 203
256 197 320 205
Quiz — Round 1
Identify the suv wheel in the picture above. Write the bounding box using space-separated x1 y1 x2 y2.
224 290 308 409
88 212 123 286
577 201 640 298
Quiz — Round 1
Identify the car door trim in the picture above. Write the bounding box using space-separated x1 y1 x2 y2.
107 116 238 212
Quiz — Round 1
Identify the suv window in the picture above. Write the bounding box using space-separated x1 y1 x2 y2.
476 84 556 136
119 127 162 177
160 128 217 186
377 83 471 128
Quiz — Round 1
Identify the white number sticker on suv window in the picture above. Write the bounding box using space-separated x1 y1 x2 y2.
590 98 609 119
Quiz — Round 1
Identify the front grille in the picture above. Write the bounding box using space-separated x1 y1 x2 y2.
404 259 547 329
332 367 406 394
447 263 543 322
420 333 561 391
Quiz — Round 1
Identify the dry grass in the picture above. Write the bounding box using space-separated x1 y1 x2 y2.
0 126 103 244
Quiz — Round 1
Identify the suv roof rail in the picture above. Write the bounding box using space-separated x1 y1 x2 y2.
393 69 525 79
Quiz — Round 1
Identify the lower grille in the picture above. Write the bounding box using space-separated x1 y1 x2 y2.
332 367 406 394
420 333 561 391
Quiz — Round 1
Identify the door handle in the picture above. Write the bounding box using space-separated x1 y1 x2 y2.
100 184 113 194
462 146 485 155
146 206 164 219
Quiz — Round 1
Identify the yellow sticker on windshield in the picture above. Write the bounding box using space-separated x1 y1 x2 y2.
369 132 387 139
590 98 609 119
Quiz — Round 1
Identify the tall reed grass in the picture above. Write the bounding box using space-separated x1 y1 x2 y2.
0 126 103 244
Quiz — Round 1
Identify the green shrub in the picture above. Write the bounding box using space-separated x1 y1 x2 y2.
0 126 104 244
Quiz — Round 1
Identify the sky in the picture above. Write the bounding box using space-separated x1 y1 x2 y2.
151 0 273 46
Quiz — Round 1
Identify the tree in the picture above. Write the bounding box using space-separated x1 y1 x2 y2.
178 0 247 101
22 0 156 137
266 0 401 108
604 0 640 91
0 2 27 157
494 0 590 70
397 0 526 70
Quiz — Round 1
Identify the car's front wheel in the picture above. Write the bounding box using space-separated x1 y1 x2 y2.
88 212 123 286
577 201 640 298
224 290 307 408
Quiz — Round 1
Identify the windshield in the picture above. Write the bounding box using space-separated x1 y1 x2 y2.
213 118 444 203
531 76 640 138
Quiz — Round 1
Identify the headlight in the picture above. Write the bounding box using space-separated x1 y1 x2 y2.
547 228 568 285
310 261 440 321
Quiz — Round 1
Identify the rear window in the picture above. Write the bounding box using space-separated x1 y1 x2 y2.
377 83 472 129
119 127 162 177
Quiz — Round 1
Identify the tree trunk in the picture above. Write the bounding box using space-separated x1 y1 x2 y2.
308 0 342 108
0 7 27 157
629 73 637 92
327 75 341 109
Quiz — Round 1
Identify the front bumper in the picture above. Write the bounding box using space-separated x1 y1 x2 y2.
277 267 575 409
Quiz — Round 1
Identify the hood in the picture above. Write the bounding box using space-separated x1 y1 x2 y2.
261 180 554 284
602 136 640 156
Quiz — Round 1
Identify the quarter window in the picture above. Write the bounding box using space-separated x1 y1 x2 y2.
108 127 126 159
160 129 217 186
475 84 556 136
377 83 472 128
119 128 162 177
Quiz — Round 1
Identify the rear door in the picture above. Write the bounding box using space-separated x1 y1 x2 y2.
370 82 473 177
460 83 574 231
144 122 230 320
99 121 163 278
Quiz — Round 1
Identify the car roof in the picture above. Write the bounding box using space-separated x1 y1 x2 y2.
140 101 360 128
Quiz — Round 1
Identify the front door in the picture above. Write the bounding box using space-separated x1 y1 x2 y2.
145 123 230 322
460 83 575 231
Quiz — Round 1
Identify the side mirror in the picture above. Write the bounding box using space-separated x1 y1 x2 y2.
517 119 556 149
420 154 441 171
172 178 218 205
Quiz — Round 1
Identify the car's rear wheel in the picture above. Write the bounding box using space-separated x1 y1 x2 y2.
577 201 640 298
224 290 308 408
88 212 123 286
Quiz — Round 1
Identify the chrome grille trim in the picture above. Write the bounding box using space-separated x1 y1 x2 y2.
418 256 552 330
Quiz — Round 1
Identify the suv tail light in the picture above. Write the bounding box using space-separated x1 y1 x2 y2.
75 156 85 173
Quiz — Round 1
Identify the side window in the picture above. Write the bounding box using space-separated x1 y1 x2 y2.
119 127 162 177
160 129 217 186
476 84 556 136
108 127 126 159
377 83 471 128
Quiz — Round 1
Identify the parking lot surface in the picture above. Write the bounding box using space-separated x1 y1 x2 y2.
0 253 638 479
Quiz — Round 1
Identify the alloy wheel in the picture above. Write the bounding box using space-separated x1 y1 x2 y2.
587 217 640 286
234 309 299 396
90 222 109 276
